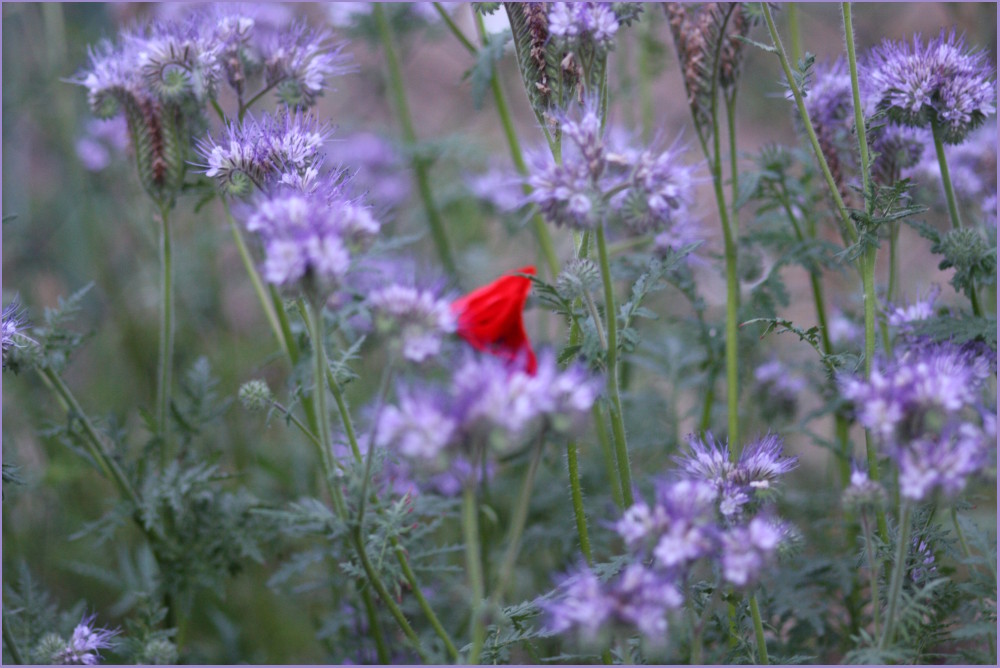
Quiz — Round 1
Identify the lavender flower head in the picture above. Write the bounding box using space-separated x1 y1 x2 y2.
803 57 853 133
261 22 352 108
864 30 996 143
842 464 888 512
753 359 807 419
367 283 456 362
241 180 379 291
719 515 787 588
327 132 411 210
548 3 620 51
905 121 997 218
375 351 599 477
678 432 798 517
528 100 700 237
2 298 29 369
53 614 118 665
198 110 331 196
886 285 940 329
840 339 995 501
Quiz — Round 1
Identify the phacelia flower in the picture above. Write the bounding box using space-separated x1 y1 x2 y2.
719 515 787 588
327 132 411 210
375 351 599 476
840 339 995 501
803 57 853 134
548 2 620 51
678 433 798 517
753 359 807 419
864 29 996 143
197 110 330 195
886 285 940 329
905 121 997 215
261 22 351 108
2 298 28 369
53 614 119 665
241 184 378 290
368 284 457 362
451 266 537 374
842 464 888 512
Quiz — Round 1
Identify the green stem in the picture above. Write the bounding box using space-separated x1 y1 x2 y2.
931 119 963 230
879 502 912 649
887 222 900 304
358 581 391 664
593 394 625 510
787 3 803 65
950 507 972 561
490 438 545 603
435 2 477 53
566 439 593 564
270 401 324 454
726 89 740 238
3 612 25 665
326 362 459 661
463 484 487 664
374 3 457 280
761 4 857 245
156 203 174 465
39 368 139 508
843 4 871 198
861 512 881 639
749 593 769 664
596 223 634 507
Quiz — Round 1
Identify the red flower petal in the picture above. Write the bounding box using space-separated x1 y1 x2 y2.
451 266 537 374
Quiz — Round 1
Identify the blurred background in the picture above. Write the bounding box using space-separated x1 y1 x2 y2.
3 3 997 663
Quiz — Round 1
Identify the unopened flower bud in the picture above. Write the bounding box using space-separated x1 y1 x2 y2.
239 379 273 412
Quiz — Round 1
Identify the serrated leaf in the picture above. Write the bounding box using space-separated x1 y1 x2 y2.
465 29 511 109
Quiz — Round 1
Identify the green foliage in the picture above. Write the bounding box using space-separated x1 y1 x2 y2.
465 29 512 110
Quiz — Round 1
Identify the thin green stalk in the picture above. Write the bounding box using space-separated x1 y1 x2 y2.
463 484 487 664
222 200 287 358
435 2 476 52
566 439 593 564
2 613 24 665
358 582 391 664
843 4 871 197
930 119 963 230
596 223 634 507
593 393 625 510
326 366 459 660
787 3 803 65
749 594 769 664
726 89 740 238
374 3 457 280
879 502 912 649
270 400 324 453
156 203 174 465
861 512 881 638
887 221 900 304
39 368 140 508
490 438 546 603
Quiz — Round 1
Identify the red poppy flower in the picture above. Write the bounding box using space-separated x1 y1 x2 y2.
451 266 537 374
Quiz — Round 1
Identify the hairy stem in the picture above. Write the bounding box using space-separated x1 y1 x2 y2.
879 502 912 649
566 439 593 564
596 223 634 507
156 203 174 465
374 3 458 280
463 484 487 664
930 119 963 231
749 593 769 664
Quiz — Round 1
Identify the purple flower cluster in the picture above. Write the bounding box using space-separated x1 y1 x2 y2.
886 285 940 330
367 284 456 362
326 132 411 211
864 29 996 143
544 434 795 643
528 100 700 239
75 7 349 115
197 110 330 195
53 614 118 665
547 3 620 51
375 352 599 479
840 339 995 501
2 298 28 369
241 184 379 290
753 359 807 419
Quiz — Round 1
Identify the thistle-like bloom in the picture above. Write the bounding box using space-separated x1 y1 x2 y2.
886 285 940 329
719 516 786 588
53 614 119 665
242 183 378 289
547 2 620 51
528 101 700 236
864 30 996 143
375 351 599 475
753 359 807 420
803 58 853 133
261 23 351 108
842 464 888 512
841 339 994 501
197 110 330 195
2 298 28 370
451 266 537 374
368 284 457 362
678 433 798 517
542 562 682 643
